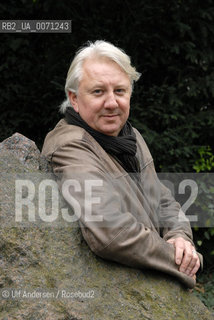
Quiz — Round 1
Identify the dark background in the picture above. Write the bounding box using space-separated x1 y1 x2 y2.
1 0 214 267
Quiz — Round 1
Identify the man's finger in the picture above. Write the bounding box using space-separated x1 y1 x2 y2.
182 252 199 275
175 245 184 265
179 247 193 273
167 238 184 265
189 255 200 277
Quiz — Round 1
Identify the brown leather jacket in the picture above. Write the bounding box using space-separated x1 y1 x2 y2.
42 119 202 288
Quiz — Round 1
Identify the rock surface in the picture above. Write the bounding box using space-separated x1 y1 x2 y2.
0 133 40 171
0 133 213 320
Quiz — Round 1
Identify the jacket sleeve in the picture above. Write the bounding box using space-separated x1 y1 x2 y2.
50 139 198 289
154 169 194 243
156 177 203 269
134 128 203 270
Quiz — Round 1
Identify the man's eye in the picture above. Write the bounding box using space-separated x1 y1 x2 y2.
115 89 125 94
93 89 102 95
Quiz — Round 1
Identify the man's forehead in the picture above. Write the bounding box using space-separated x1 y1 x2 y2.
81 57 130 81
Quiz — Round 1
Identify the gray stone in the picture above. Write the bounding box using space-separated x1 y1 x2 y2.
0 133 40 171
0 133 213 320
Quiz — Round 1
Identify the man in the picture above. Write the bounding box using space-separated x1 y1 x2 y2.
42 40 202 288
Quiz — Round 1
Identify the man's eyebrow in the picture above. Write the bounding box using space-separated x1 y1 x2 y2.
89 82 130 88
90 83 104 89
85 81 130 92
115 83 130 88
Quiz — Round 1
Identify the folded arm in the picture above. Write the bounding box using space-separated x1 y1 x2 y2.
51 141 200 288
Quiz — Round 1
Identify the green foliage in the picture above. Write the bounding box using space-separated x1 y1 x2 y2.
194 269 214 312
193 146 214 172
192 147 214 268
1 0 214 158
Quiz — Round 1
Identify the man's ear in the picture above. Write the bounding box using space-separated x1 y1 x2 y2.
68 91 79 112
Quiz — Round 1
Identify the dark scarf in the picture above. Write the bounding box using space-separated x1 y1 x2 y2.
65 107 140 180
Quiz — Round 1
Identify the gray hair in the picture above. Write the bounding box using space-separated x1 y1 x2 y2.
60 40 141 114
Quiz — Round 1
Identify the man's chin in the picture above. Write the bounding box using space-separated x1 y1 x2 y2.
98 126 120 137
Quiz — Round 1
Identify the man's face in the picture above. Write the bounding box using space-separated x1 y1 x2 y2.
68 58 131 136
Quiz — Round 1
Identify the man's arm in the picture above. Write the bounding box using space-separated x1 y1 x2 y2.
155 179 202 277
134 128 202 278
50 140 198 288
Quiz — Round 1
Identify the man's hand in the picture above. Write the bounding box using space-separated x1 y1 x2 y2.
166 237 200 278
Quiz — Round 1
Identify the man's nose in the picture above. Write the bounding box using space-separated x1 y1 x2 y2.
104 92 118 109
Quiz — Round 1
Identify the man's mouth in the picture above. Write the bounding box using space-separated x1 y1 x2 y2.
102 114 119 118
